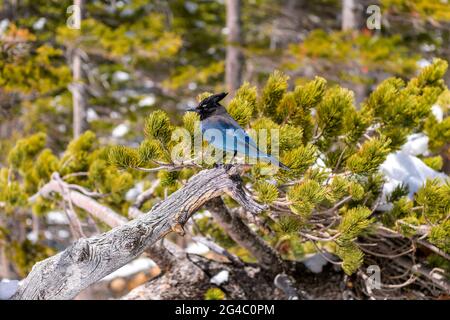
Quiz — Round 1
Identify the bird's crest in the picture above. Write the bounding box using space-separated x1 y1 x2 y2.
200 92 228 107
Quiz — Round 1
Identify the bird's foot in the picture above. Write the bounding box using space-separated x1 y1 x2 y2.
213 162 234 171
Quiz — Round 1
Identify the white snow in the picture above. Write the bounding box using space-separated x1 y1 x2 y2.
120 9 135 17
313 155 327 169
210 270 229 285
184 1 199 13
0 19 9 35
138 95 156 107
193 210 212 220
87 108 99 122
125 182 144 202
431 104 444 122
57 124 67 133
417 59 431 68
44 230 53 240
113 71 130 82
110 111 120 119
33 17 46 30
112 123 129 138
420 44 436 53
0 279 19 300
46 211 69 225
302 253 334 274
58 230 70 239
379 151 448 208
101 258 156 281
188 82 198 91
26 231 38 243
401 133 429 156
143 80 155 88
186 242 210 255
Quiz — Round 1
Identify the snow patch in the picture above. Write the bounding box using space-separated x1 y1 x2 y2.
27 231 38 243
302 253 334 274
379 151 448 209
138 95 156 107
33 17 46 30
125 182 144 202
193 210 212 220
111 111 120 119
87 108 99 122
210 270 229 285
188 82 198 91
47 211 69 225
417 59 431 68
184 1 199 13
0 19 9 35
401 133 429 156
113 71 130 82
112 123 129 138
44 230 53 240
101 258 156 281
58 230 70 239
431 104 444 122
186 242 210 255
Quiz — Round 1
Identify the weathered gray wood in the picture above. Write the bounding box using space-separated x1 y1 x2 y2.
12 167 264 300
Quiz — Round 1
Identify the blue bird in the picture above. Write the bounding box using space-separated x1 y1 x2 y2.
188 92 290 170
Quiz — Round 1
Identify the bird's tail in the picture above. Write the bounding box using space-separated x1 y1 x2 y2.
277 161 291 171
260 155 290 171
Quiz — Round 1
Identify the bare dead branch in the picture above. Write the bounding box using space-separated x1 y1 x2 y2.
12 167 264 300
31 176 128 228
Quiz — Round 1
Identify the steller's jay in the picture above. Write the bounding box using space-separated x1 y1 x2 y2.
187 92 290 170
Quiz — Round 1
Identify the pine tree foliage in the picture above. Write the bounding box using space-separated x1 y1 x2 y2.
2 59 449 282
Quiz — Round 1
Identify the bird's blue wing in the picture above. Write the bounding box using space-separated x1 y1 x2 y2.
201 116 265 158
200 115 288 168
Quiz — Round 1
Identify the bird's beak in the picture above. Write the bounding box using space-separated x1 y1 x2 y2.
186 108 198 113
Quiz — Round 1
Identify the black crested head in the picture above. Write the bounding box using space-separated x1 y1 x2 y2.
190 92 228 120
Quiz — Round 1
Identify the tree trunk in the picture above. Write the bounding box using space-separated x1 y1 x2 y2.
225 0 244 94
72 0 87 138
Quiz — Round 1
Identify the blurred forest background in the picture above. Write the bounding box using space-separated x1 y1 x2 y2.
0 0 450 300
